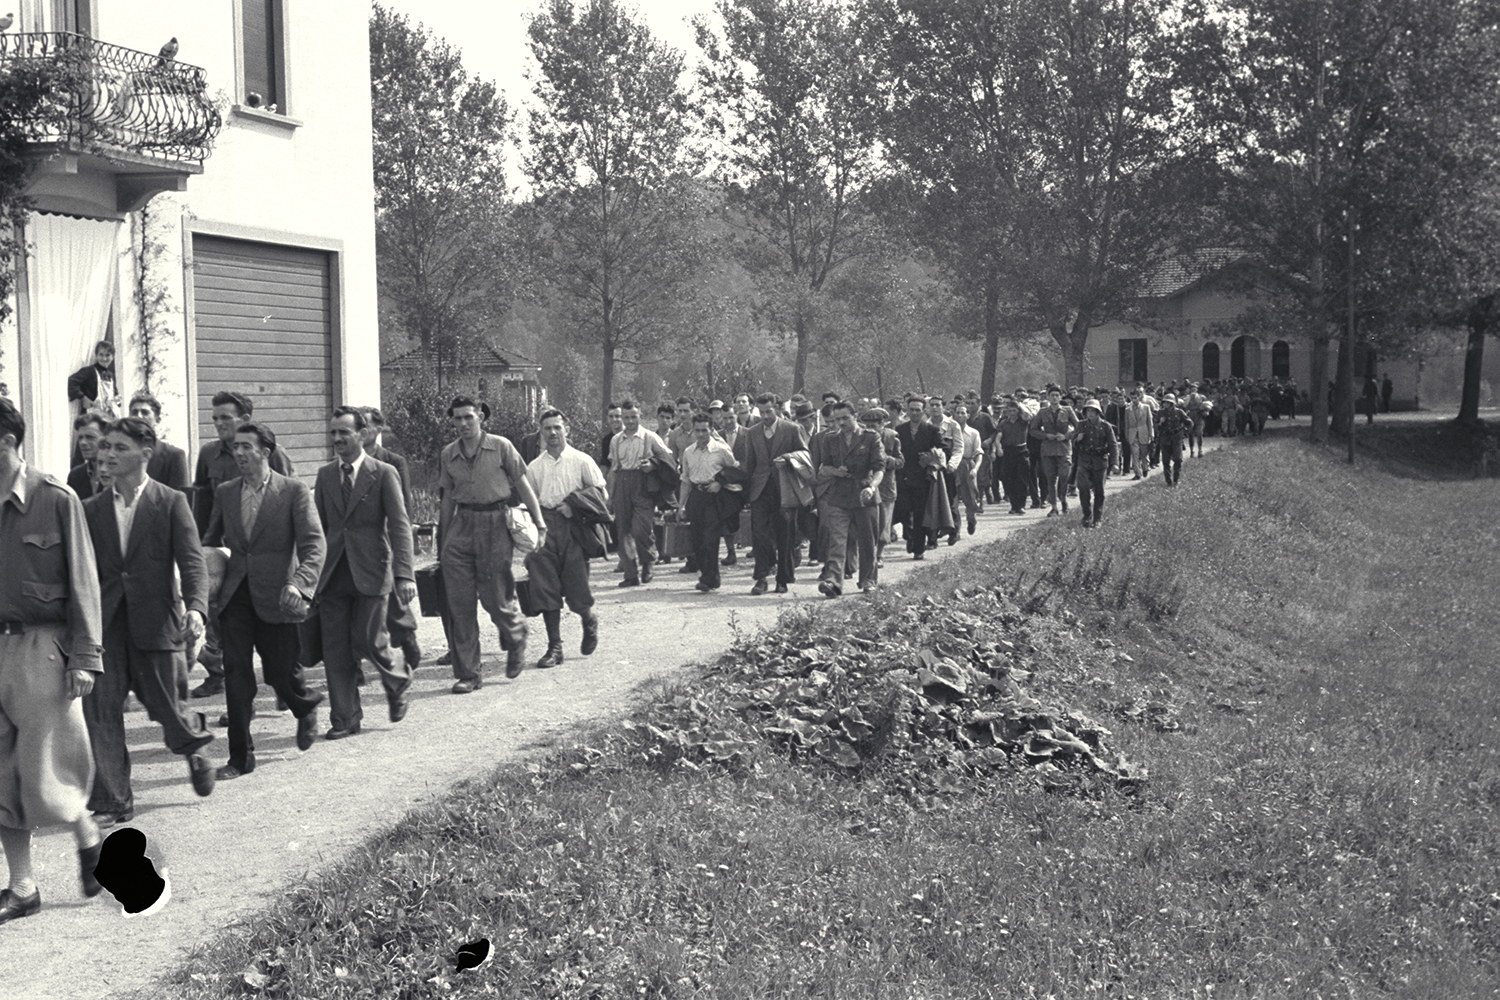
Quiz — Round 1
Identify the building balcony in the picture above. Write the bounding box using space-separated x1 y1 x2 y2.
0 31 223 218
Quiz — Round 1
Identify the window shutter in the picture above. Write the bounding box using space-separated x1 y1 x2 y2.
242 0 279 106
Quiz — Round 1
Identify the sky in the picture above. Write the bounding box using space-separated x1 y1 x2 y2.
376 0 715 116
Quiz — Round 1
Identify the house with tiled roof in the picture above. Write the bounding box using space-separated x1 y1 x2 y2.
381 342 543 415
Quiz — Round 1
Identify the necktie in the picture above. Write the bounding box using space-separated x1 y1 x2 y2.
342 463 353 508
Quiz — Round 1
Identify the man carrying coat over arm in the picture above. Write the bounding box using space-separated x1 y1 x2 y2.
313 407 415 740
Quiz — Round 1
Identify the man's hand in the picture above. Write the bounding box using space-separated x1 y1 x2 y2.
707 481 721 493
396 579 417 607
558 504 574 519
67 669 94 699
279 584 309 617
772 455 789 466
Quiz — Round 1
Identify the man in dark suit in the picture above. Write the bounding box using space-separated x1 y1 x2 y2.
812 401 884 597
66 412 110 499
126 391 190 493
313 407 416 739
81 418 216 825
189 390 294 699
359 407 422 672
204 423 325 780
894 395 944 559
742 392 810 595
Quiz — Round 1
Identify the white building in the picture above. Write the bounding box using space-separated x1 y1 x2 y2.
0 0 379 479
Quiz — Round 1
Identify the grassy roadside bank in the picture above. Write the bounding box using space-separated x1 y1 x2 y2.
147 436 1500 1000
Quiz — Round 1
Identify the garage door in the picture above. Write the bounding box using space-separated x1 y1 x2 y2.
193 235 333 481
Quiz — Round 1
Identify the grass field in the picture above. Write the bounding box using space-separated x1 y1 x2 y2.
149 430 1500 1000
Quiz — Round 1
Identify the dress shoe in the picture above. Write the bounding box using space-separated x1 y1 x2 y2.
451 678 482 694
774 581 789 593
912 551 924 560
617 578 640 588
296 710 317 752
750 578 768 596
215 763 251 781
275 695 289 712
79 841 104 898
187 753 216 797
506 644 527 679
720 553 737 567
694 582 719 593
536 643 564 669
387 687 410 723
640 567 654 584
190 677 223 699
678 563 697 574
967 515 976 535
581 616 599 656
0 888 40 923
92 809 134 829
947 531 959 546
435 650 454 666
816 580 840 599
325 722 361 740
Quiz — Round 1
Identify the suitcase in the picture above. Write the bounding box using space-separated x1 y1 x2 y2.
414 564 446 618
516 577 542 618
662 521 695 560
735 518 753 547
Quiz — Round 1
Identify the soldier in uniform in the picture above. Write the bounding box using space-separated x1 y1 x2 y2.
1073 399 1120 528
0 398 109 923
438 396 545 692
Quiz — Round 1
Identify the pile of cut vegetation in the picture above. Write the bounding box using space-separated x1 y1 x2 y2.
623 586 1148 796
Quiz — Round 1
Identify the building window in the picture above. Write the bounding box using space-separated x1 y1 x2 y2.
1118 338 1147 384
1202 342 1220 380
1231 335 1260 378
238 0 286 112
52 0 94 34
1271 340 1290 378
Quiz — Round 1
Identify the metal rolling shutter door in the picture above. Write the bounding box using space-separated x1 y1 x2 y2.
193 235 332 480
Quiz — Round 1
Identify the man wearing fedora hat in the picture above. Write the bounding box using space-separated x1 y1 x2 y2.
1074 399 1119 527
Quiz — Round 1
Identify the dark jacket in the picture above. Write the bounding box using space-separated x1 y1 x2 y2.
313 456 413 599
83 478 208 651
147 441 192 492
744 418 810 503
204 470 325 622
66 363 111 404
194 437 295 535
367 443 412 518
895 419 943 485
68 461 99 500
812 428 885 508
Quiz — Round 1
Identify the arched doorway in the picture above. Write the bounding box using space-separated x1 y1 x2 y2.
1231 335 1261 378
1202 342 1220 379
1271 341 1290 378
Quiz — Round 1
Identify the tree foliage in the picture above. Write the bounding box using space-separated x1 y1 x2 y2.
371 4 519 379
526 0 709 418
696 0 882 393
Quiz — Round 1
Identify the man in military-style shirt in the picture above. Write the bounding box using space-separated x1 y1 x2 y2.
0 398 109 923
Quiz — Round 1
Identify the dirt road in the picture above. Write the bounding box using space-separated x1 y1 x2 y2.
0 462 1192 1000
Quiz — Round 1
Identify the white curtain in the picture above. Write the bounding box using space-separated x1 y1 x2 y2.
26 212 122 476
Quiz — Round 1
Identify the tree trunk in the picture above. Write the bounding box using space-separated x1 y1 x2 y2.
1459 295 1493 424
1332 332 1354 438
980 275 1002 402
792 310 810 395
1051 313 1091 388
600 342 616 423
1308 333 1329 443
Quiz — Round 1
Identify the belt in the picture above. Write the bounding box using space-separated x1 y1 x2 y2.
689 482 716 491
456 501 506 512
0 622 26 635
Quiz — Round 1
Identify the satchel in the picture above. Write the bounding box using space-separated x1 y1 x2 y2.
505 504 540 555
516 577 542 618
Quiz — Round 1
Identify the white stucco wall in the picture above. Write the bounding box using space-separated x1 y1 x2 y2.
94 0 379 457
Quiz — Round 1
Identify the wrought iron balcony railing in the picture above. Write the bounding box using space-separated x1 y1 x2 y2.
0 31 222 164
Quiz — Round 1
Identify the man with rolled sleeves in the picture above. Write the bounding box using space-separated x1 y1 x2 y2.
0 398 109 924
605 399 674 588
525 408 606 666
314 407 416 739
204 422 325 781
81 418 216 827
680 412 739 594
439 396 545 692
189 390 294 699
